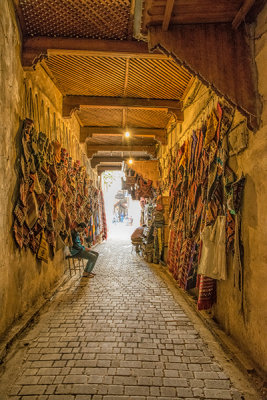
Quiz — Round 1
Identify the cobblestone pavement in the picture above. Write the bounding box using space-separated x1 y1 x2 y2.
0 238 259 400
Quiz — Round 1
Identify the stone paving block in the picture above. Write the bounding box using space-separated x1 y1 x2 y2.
160 386 176 397
53 361 67 367
40 354 61 361
125 385 150 396
38 376 56 384
194 371 220 379
205 379 231 389
113 376 138 385
85 367 108 375
2 240 248 400
192 387 204 397
23 368 39 376
116 367 132 375
27 354 42 361
163 377 187 387
17 376 40 385
45 385 57 395
107 384 124 394
48 396 75 400
102 397 129 400
120 360 142 368
53 376 64 384
63 374 87 384
176 387 193 397
133 368 155 377
31 361 54 368
204 389 232 399
19 385 47 395
97 384 109 394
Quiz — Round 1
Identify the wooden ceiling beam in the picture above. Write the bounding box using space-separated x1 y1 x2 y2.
97 165 122 175
21 36 165 68
123 59 130 97
162 0 175 31
87 145 156 159
91 155 150 168
63 96 182 117
81 127 167 145
232 0 256 29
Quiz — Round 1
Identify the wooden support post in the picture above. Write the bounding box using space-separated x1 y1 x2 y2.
162 0 175 31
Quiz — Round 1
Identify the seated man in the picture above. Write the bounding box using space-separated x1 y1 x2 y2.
70 222 99 278
131 224 146 253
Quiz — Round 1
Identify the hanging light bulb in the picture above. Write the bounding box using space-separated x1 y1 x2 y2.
128 158 133 164
125 131 130 138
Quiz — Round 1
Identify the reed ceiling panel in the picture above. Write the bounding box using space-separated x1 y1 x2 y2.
45 55 126 96
78 108 123 127
127 109 170 128
19 0 132 39
126 58 192 99
45 54 192 100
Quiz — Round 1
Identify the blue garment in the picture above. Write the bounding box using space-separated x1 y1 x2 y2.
70 230 99 273
70 230 85 256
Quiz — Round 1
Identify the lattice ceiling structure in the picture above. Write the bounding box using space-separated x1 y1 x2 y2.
19 0 133 40
14 0 263 168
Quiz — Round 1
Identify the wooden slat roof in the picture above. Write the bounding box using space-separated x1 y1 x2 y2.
77 107 171 129
44 53 191 133
16 0 262 158
44 55 191 99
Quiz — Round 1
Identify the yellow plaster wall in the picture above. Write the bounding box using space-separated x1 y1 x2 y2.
0 1 97 338
214 5 267 374
159 4 267 373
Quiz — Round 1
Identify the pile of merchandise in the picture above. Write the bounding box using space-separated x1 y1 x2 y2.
167 103 245 310
140 197 164 264
13 119 106 262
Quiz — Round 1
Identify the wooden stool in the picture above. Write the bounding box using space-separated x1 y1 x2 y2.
65 255 85 277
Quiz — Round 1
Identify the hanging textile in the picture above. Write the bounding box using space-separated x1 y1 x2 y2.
198 216 227 280
13 119 106 261
166 102 241 310
197 275 217 310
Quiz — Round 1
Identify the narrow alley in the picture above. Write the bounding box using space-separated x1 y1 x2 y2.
0 237 258 400
1 1 267 400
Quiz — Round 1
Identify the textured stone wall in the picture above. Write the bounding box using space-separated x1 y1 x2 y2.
0 1 97 338
159 4 267 373
214 4 267 374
